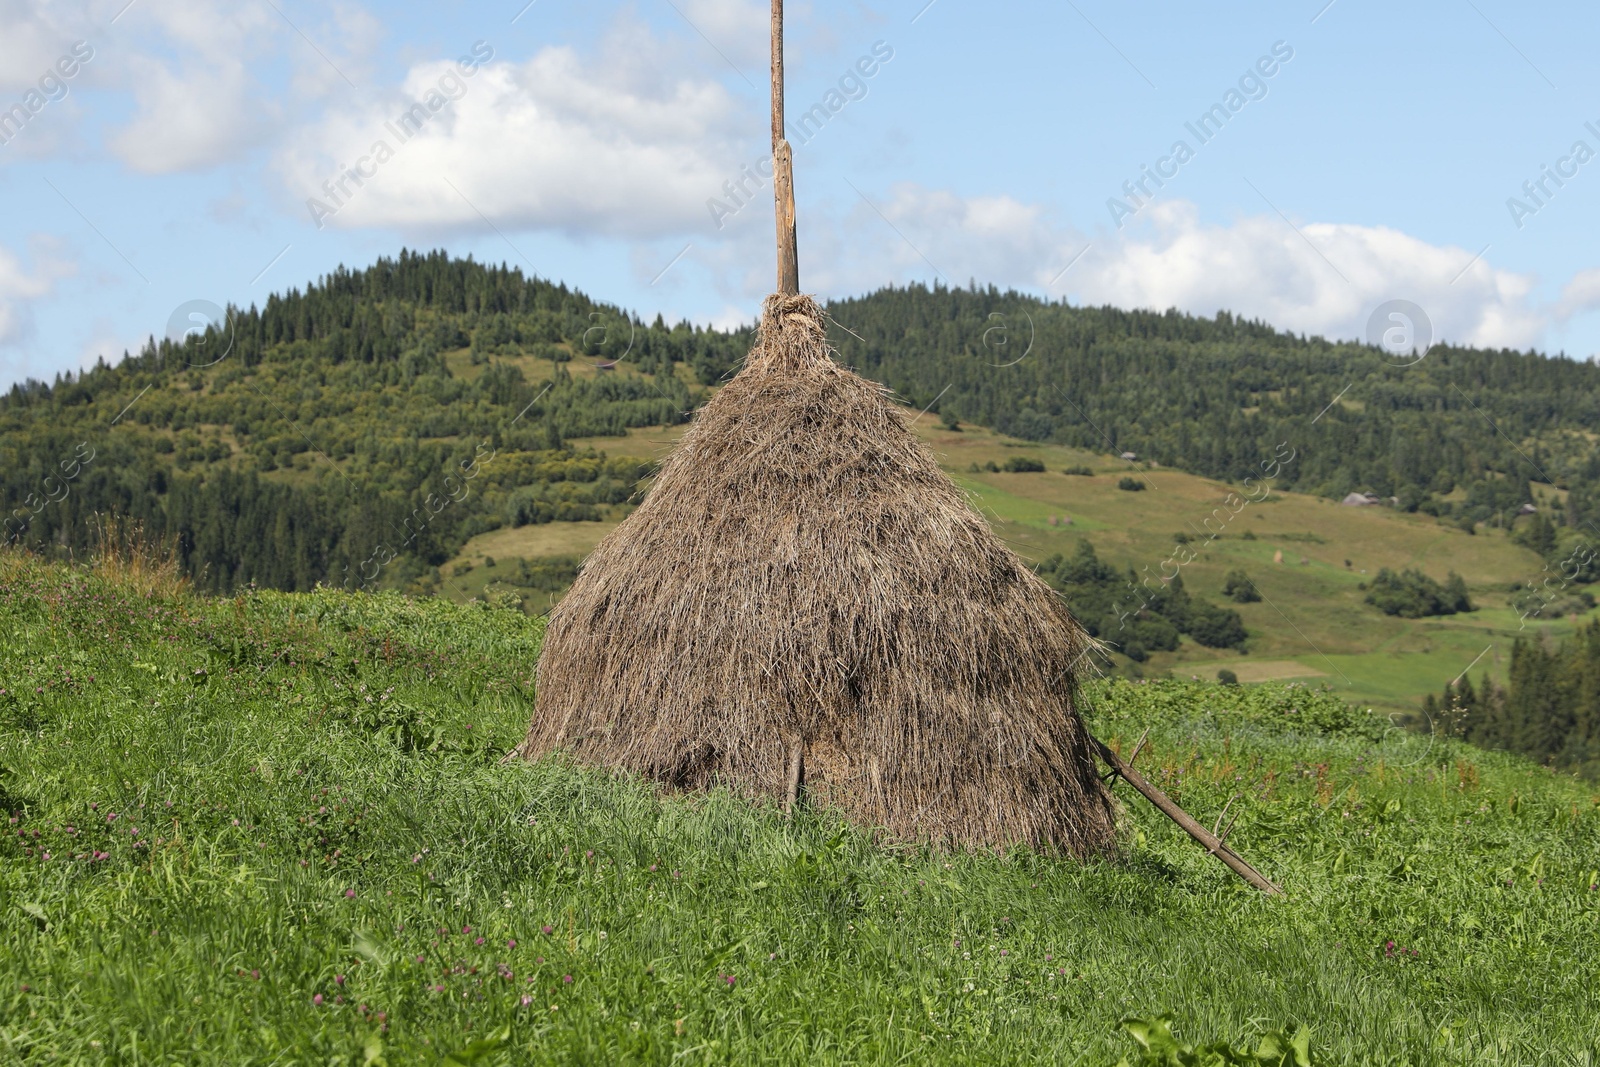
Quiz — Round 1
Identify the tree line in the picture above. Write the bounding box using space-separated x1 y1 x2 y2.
1427 623 1600 779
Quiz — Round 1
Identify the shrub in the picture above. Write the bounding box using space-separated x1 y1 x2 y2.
1122 616 1181 655
1037 543 1247 654
1001 456 1045 473
1118 476 1146 492
1186 600 1248 649
1365 568 1475 617
1060 464 1094 476
511 554 583 593
1217 668 1239 686
1507 585 1592 621
1222 568 1261 603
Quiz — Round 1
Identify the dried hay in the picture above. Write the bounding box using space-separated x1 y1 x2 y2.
516 293 1117 856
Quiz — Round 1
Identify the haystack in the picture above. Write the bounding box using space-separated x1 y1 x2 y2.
512 0 1118 857
514 291 1118 855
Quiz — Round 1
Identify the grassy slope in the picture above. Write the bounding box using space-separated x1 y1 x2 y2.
907 418 1580 718
2 554 1597 1064
450 417 1590 720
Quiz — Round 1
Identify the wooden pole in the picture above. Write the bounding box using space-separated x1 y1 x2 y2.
784 738 803 815
1092 736 1284 896
773 2 800 818
771 0 799 294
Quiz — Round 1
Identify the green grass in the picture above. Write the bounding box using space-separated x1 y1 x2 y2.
2 553 1597 1064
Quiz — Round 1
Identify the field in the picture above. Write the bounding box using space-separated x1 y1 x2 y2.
437 414 1590 722
2 553 1597 1064
905 418 1581 719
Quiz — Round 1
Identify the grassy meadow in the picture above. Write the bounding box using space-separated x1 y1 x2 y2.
2 551 1597 1064
440 415 1589 722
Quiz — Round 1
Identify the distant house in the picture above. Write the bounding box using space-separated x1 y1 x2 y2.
1341 492 1382 507
1119 451 1137 461
1518 503 1538 515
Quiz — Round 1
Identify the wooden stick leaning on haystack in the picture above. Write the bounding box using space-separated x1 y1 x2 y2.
1093 729 1283 895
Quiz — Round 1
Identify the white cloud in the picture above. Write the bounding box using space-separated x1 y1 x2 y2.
0 0 85 93
817 184 1059 294
105 0 282 173
0 237 75 347
794 186 1554 352
1557 268 1600 320
0 2 100 161
74 315 141 372
274 25 752 239
674 183 1059 307
0 1 280 172
705 302 756 332
0 0 295 172
110 53 266 173
676 0 771 69
1078 201 1548 350
290 1 384 95
667 0 873 77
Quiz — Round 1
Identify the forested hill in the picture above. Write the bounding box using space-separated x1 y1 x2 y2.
6 249 1600 594
825 285 1600 529
0 251 750 595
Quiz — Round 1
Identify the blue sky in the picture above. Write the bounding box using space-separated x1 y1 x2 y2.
2 0 1598 389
